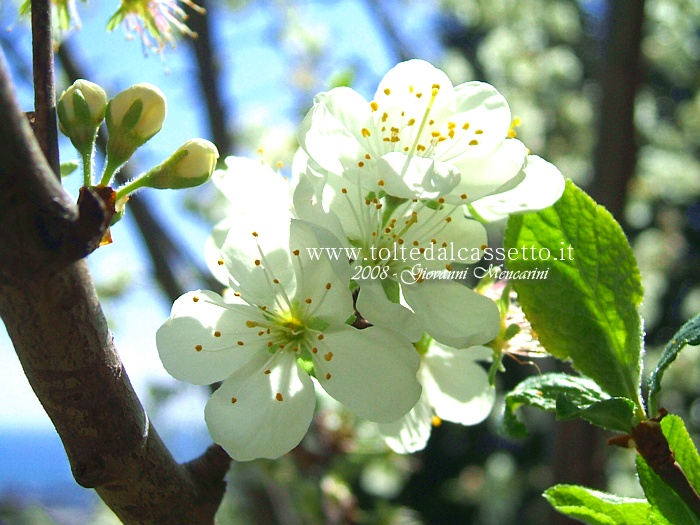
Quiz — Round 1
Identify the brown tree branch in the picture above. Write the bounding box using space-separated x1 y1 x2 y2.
0 45 230 525
31 0 59 177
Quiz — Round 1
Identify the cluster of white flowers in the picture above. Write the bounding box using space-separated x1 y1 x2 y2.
156 59 565 461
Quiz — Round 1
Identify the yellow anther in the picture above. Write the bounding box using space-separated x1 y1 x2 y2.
417 144 426 152
463 122 470 130
378 179 385 186
446 264 453 271
390 136 400 142
324 352 333 361
431 87 438 97
431 131 440 137
431 415 442 427
447 122 456 129
384 88 391 95
475 129 484 135
193 296 200 302
217 259 224 266
407 118 416 126
358 161 365 168
429 119 435 125
365 153 371 159
370 101 378 111
382 112 388 122
361 127 371 137
469 139 479 146
415 92 423 98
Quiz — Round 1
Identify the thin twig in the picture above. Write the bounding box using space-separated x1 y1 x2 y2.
30 0 59 176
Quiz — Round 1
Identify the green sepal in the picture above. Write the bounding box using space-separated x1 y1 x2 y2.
380 277 401 304
106 9 125 31
499 373 637 437
648 313 700 415
60 160 79 178
118 99 144 133
504 180 644 412
19 0 31 15
544 484 669 525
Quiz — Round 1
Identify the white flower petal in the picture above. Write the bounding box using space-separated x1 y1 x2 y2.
422 344 495 425
448 138 528 203
221 213 295 306
378 153 460 199
355 279 423 342
313 325 421 423
378 389 433 453
435 81 512 161
205 351 316 461
374 60 456 127
205 217 233 285
213 155 292 214
403 207 487 271
402 280 500 348
156 291 259 385
298 87 371 174
292 172 349 246
467 155 565 222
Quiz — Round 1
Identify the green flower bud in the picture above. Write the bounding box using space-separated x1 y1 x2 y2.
116 139 219 199
104 83 167 178
57 79 107 156
145 139 220 189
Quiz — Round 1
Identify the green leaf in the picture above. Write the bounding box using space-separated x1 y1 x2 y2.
556 396 637 433
544 484 666 525
499 373 637 437
648 313 700 415
504 180 644 411
661 415 700 494
60 160 79 178
636 455 700 525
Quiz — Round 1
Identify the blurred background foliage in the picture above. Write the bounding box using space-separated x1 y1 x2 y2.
2 0 700 523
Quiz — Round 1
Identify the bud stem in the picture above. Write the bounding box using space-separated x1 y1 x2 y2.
81 150 92 187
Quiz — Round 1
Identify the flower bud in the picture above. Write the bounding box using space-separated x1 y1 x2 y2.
105 83 167 170
57 79 107 156
144 139 219 189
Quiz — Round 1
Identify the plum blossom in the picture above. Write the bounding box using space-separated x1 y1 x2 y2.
156 217 421 461
298 59 564 220
293 153 501 348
